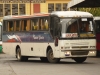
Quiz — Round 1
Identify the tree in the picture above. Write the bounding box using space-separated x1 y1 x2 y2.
78 7 100 16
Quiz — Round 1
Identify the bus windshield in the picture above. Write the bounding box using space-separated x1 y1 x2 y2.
60 18 95 38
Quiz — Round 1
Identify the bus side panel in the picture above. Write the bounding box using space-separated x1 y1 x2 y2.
3 42 17 55
2 31 54 57
20 43 34 56
33 43 45 56
20 43 53 57
53 42 60 58
20 43 45 56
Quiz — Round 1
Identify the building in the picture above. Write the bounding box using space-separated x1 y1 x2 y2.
0 0 70 21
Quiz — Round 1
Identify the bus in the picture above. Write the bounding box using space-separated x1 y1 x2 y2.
0 22 2 53
94 17 100 56
2 11 96 63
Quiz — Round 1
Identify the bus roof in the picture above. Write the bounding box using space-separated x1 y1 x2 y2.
3 11 93 20
3 13 50 20
51 11 93 18
94 17 100 20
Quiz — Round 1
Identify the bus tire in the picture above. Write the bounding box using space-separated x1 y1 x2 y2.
47 49 60 63
16 48 28 61
40 57 48 62
73 57 87 63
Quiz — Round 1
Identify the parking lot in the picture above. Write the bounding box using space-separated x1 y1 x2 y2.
0 53 100 75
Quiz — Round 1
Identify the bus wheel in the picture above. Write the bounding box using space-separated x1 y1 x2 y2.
47 49 60 63
73 57 87 63
40 57 48 62
16 48 28 61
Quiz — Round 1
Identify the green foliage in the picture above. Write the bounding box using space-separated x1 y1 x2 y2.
78 7 100 16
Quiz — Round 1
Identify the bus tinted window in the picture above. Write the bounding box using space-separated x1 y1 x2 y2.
8 21 13 31
20 19 30 31
31 18 39 30
21 20 26 31
3 21 8 31
40 18 49 30
15 20 21 31
31 17 49 31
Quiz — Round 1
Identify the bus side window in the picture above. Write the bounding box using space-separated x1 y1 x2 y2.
31 20 34 30
45 19 48 30
21 20 24 31
26 19 30 31
23 20 27 31
21 20 27 31
14 21 16 31
3 21 8 32
40 18 48 30
8 21 13 31
15 20 20 31
31 18 39 30
40 18 44 30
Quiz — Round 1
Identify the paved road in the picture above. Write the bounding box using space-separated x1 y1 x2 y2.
0 53 100 75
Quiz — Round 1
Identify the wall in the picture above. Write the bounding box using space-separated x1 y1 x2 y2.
0 0 71 20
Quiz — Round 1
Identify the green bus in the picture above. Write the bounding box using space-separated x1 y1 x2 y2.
0 22 2 53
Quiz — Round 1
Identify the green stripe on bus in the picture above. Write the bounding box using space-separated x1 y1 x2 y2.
0 46 2 53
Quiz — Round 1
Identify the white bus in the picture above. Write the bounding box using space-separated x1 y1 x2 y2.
2 11 96 63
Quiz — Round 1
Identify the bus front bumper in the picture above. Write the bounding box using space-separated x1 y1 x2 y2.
55 50 96 58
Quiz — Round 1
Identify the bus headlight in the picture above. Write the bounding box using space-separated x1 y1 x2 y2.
65 51 70 56
89 51 95 54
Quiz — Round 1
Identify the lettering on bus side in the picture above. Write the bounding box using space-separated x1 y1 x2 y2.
4 32 53 42
33 35 44 40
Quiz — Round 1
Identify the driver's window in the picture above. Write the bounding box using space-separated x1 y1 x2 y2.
80 22 87 32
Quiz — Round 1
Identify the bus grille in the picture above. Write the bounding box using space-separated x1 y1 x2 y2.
71 50 89 55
